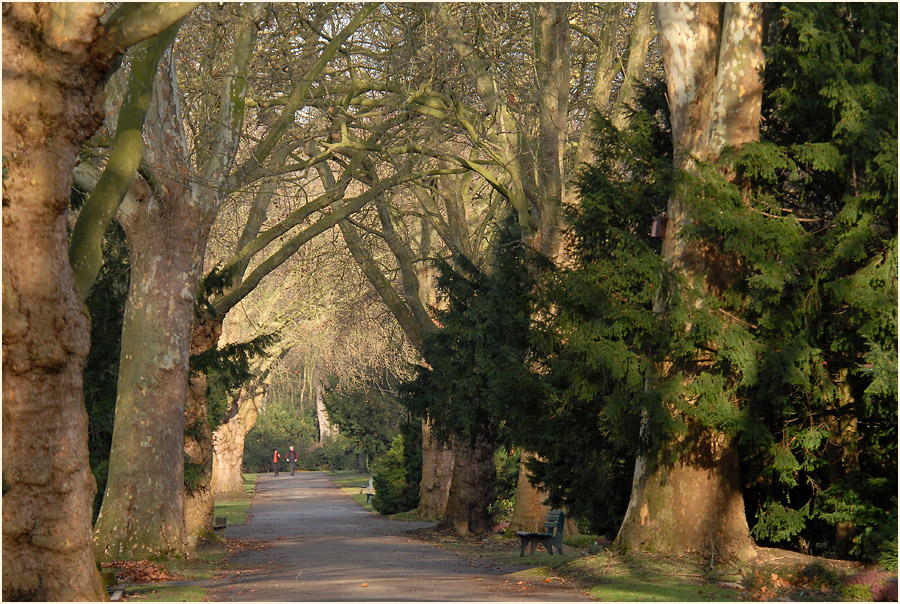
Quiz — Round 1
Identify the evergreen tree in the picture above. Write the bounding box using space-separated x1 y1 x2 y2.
703 3 898 559
526 3 896 560
403 220 541 532
323 376 408 464
521 83 676 535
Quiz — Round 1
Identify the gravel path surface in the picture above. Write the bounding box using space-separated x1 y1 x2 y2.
205 472 592 601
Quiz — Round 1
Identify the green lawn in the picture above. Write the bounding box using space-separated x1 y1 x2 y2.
212 473 257 526
562 550 746 602
328 470 375 510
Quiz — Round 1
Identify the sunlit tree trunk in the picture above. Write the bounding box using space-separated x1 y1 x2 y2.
2 2 194 597
611 3 657 131
212 352 285 494
615 2 764 561
2 5 108 597
509 454 550 532
92 42 215 558
315 381 335 441
212 387 262 494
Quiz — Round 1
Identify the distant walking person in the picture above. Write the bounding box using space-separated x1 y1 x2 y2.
273 449 280 476
287 445 298 476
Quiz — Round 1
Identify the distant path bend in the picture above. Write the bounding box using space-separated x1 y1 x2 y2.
206 472 591 601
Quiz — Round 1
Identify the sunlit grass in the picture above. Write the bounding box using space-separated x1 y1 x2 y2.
212 473 257 526
565 550 744 602
328 471 375 510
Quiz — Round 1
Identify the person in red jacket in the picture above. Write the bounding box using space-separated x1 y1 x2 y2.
287 445 298 476
273 449 280 476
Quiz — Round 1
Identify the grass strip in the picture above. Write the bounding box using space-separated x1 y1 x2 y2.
328 471 375 511
212 473 257 526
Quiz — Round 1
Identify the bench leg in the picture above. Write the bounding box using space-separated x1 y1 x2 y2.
520 538 527 557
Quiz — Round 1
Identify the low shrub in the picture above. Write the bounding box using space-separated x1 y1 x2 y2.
840 584 873 601
371 434 418 515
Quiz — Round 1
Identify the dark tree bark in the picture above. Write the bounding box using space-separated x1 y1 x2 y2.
438 430 497 536
416 420 454 520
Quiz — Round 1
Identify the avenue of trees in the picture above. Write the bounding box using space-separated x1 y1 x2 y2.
2 2 896 601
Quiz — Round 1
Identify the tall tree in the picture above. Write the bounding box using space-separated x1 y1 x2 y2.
698 3 897 560
90 3 380 555
2 3 196 599
614 2 764 561
404 227 540 536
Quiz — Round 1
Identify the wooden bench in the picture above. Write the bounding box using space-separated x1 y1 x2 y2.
516 510 565 557
213 516 227 535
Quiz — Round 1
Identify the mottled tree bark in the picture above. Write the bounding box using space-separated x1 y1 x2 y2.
611 3 657 131
533 2 571 259
2 6 109 596
211 351 286 495
183 319 223 547
315 381 335 442
615 2 764 562
68 21 180 299
94 3 268 555
1 2 192 598
416 421 454 520
92 45 208 559
212 388 261 494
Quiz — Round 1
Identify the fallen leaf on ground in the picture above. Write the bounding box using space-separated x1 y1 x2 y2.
361 583 369 587
101 561 178 583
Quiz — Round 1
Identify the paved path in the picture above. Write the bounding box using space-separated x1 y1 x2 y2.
206 472 592 601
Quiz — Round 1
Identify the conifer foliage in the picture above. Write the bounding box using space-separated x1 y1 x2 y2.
403 224 541 450
718 3 898 558
522 4 896 559
522 88 676 534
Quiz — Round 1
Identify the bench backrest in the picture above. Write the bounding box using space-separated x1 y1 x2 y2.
544 510 565 544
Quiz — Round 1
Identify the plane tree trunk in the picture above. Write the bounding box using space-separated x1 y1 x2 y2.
212 387 261 494
2 3 195 597
92 35 220 557
212 351 285 494
438 430 497 536
614 2 764 562
417 421 454 520
2 6 108 597
316 381 336 442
